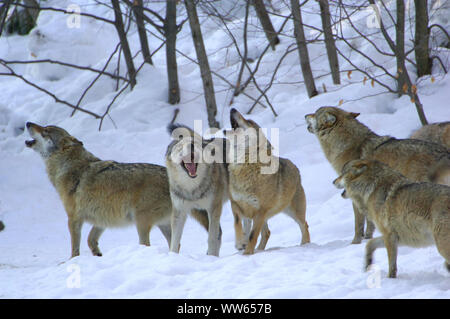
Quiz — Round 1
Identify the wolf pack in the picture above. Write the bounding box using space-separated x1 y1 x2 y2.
21 107 450 279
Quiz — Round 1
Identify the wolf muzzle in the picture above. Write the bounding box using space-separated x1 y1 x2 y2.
25 122 41 147
304 114 316 133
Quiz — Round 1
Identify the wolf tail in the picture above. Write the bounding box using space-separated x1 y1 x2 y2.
429 157 450 186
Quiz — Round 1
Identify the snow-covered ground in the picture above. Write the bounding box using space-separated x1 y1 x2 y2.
0 1 449 298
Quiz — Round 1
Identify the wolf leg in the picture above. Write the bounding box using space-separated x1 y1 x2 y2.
243 213 266 255
384 232 398 278
365 236 385 272
135 212 153 246
68 217 83 258
170 208 187 253
231 201 246 251
157 223 172 248
286 186 310 245
206 202 222 257
256 222 271 251
364 219 376 239
87 226 105 256
352 203 365 244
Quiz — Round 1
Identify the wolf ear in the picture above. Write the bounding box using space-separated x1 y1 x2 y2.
324 112 337 125
71 137 83 146
61 136 83 151
349 112 360 119
353 162 368 175
168 123 203 142
167 123 192 141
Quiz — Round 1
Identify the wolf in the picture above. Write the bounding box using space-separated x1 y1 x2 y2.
410 121 450 149
165 124 229 257
25 122 173 258
334 159 450 278
226 108 310 255
305 106 450 244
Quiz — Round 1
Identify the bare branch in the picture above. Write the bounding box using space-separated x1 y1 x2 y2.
2 59 128 82
0 60 101 119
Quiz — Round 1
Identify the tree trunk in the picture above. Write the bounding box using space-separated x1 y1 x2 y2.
318 0 340 84
111 0 136 89
0 0 13 36
165 0 180 104
397 2 428 124
184 0 219 128
403 68 428 125
132 0 152 65
23 0 39 25
367 0 428 125
414 0 431 77
251 0 280 50
396 0 406 97
290 0 318 98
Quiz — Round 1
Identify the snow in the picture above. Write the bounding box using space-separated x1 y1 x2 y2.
0 0 449 298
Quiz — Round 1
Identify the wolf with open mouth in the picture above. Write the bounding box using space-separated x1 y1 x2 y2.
25 122 174 258
165 124 229 257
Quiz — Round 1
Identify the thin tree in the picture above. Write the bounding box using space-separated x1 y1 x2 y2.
252 0 280 50
124 0 183 104
414 0 431 77
132 0 152 65
290 0 318 98
318 0 340 84
165 0 180 104
0 0 13 36
366 0 428 124
184 0 219 128
396 0 406 96
111 0 136 89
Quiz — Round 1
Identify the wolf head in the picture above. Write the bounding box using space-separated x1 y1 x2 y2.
305 106 360 134
225 108 273 162
333 160 374 198
165 123 222 181
25 122 83 158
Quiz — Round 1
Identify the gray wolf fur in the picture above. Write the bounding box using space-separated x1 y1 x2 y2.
305 106 450 244
25 122 173 258
226 108 310 255
165 124 228 257
334 159 450 278
410 121 450 149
